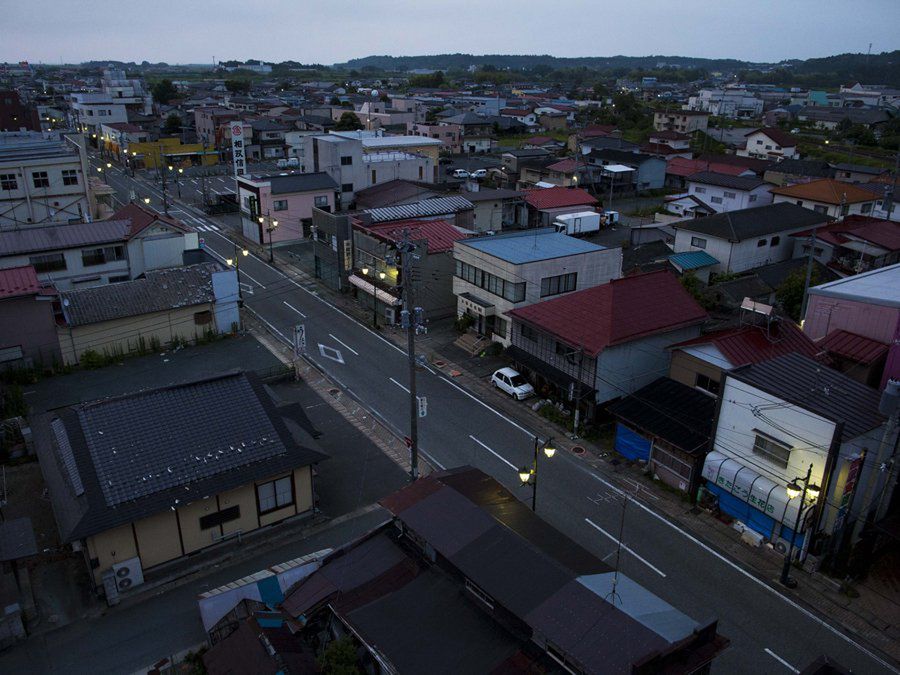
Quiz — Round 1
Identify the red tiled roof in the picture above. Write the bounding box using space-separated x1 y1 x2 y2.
770 179 877 205
0 265 41 299
670 321 821 368
525 135 555 145
365 218 465 254
546 158 579 173
524 186 597 210
111 202 192 237
789 216 900 252
820 329 889 364
508 271 707 356
666 157 748 178
746 127 797 148
500 108 532 116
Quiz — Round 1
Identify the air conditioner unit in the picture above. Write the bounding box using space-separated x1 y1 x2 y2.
111 556 144 592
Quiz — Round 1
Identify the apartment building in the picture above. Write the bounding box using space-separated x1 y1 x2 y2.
653 110 709 134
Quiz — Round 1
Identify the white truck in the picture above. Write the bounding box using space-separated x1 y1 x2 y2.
553 210 619 236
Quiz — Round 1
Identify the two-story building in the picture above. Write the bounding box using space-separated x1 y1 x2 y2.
453 229 622 344
685 171 773 213
585 149 666 192
789 215 900 276
770 179 878 219
237 172 338 245
507 270 707 415
406 122 462 153
653 110 709 134
672 202 831 275
738 128 799 161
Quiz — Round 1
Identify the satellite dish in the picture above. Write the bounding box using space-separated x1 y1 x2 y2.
371 89 379 98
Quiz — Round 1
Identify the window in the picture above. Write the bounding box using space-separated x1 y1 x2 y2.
455 260 525 302
199 506 240 530
62 169 79 186
314 195 328 207
710 196 723 204
756 139 763 145
861 203 872 214
371 169 377 184
81 245 125 267
341 183 353 193
723 191 736 199
29 253 66 272
540 272 577 297
691 236 707 249
749 194 758 202
752 432 791 468
194 310 213 325
340 156 353 166
494 318 508 339
256 475 293 514
693 186 706 194
770 236 780 246
520 324 536 341
813 204 828 214
757 239 767 247
695 373 720 396
0 173 17 190
32 171 49 188
273 199 288 211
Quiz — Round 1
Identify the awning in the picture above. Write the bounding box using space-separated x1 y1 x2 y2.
348 274 402 306
701 451 796 525
458 292 494 316
507 345 596 399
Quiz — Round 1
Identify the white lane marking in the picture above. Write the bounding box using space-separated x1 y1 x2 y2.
282 301 306 318
576 467 899 673
202 247 267 288
389 377 410 394
764 649 799 673
328 333 359 356
442 376 534 438
584 518 667 578
419 448 446 470
469 435 517 471
318 344 344 364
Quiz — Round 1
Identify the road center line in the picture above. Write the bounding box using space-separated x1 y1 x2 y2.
328 334 359 356
584 518 667 578
469 435 517 470
202 247 267 288
764 648 799 673
443 376 534 438
282 301 306 318
389 377 410 394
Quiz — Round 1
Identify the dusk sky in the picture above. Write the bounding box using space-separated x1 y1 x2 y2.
2 0 898 65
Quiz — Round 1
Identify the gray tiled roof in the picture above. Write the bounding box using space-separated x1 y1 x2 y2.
364 196 474 223
36 371 327 541
269 172 338 195
687 171 767 191
60 263 218 326
0 219 131 256
672 202 830 241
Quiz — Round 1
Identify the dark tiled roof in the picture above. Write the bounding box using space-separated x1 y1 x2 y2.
60 263 218 326
269 172 338 194
729 353 885 440
747 127 797 147
686 171 767 191
672 202 830 241
765 159 835 179
36 371 327 541
0 220 131 256
509 270 707 357
608 377 715 453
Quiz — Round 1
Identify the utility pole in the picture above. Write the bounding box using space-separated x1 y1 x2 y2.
799 227 818 323
398 229 423 480
159 146 170 215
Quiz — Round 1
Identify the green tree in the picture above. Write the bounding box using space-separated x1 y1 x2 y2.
680 272 715 310
776 267 818 322
330 95 342 105
151 79 178 104
162 113 182 135
334 111 364 131
318 637 360 675
224 79 251 94
408 71 445 89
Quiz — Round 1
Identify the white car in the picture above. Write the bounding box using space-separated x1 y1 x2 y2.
491 367 534 400
471 168 488 179
451 169 470 179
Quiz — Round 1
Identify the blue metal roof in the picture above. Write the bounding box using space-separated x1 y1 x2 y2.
668 250 719 270
460 228 605 264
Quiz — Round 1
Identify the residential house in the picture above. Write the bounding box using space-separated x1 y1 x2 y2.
309 207 353 292
647 130 692 151
703 354 896 561
653 110 710 133
608 377 716 498
666 157 756 190
832 163 889 185
859 177 900 223
69 93 128 140
465 188 525 232
453 228 621 344
523 186 599 228
523 135 564 151
499 107 537 126
352 179 444 210
0 265 59 368
407 121 462 153
501 148 551 175
710 257 838 310
56 262 239 365
35 371 326 592
351 217 466 323
803 264 900 389
331 130 444 178
193 106 240 153
507 270 707 413
738 128 799 161
362 195 475 230
763 159 835 188
687 89 763 119
770 179 878 219
796 107 892 131
661 194 718 220
789 215 900 275
0 203 199 289
685 172 773 213
237 172 338 244
0 131 92 227
98 122 149 162
580 136 640 154
246 119 291 161
672 202 831 274
586 149 666 192
538 111 568 131
247 468 730 675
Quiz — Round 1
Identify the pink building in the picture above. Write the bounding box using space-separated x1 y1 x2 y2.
803 263 900 389
236 172 338 245
407 122 462 153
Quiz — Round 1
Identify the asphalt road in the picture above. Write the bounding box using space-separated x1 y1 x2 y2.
87 156 898 675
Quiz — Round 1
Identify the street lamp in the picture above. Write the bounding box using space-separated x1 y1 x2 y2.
176 168 183 198
226 245 250 303
143 197 151 205
259 212 278 263
518 436 556 511
97 166 107 184
780 463 820 588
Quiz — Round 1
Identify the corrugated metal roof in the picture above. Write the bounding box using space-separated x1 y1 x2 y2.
0 220 131 256
364 196 473 223
671 321 820 368
269 172 338 195
668 250 719 270
0 264 41 299
524 186 597 210
459 228 604 264
820 329 889 365
364 219 466 254
808 262 900 308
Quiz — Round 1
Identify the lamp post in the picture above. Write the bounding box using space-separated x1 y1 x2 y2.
518 436 556 512
361 267 386 328
226 245 250 304
780 463 820 588
143 197 151 206
258 212 278 263
97 166 106 184
176 168 183 198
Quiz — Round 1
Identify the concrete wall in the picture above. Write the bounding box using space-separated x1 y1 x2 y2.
687 181 773 213
0 151 91 228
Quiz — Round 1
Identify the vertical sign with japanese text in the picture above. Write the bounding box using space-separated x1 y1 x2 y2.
231 122 246 177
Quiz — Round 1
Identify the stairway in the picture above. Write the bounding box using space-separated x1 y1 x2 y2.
454 332 489 356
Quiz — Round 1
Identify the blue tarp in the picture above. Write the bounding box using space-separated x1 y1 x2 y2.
615 424 651 462
707 482 779 540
